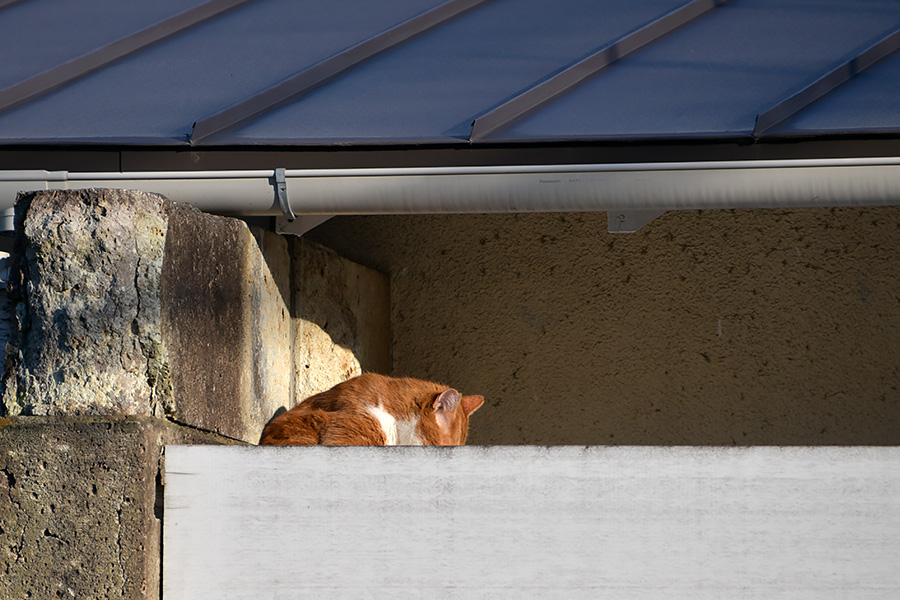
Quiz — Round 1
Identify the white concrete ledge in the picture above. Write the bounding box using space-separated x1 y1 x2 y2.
163 445 900 599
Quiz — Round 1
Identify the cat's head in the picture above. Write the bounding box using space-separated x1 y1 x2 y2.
420 388 484 445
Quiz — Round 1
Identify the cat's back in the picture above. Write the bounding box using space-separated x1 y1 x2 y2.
258 374 410 445
258 373 482 446
257 403 326 445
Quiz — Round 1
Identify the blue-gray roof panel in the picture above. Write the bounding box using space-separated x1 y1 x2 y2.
498 0 900 140
770 45 900 136
220 0 693 143
0 0 212 89
0 0 448 142
0 0 898 148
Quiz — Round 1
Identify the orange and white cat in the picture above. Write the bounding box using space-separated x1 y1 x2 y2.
259 373 484 446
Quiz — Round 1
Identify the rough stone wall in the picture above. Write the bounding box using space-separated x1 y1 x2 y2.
158 204 294 441
1 189 170 418
0 417 232 600
0 190 390 442
307 207 900 445
251 226 294 425
0 188 391 599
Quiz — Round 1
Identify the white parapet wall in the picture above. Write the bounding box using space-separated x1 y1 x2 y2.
163 445 900 599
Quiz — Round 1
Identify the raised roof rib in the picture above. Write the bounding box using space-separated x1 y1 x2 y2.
754 25 900 136
469 0 729 141
0 0 27 10
190 0 492 143
0 0 252 115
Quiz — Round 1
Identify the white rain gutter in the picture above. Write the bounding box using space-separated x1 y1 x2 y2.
2 156 900 233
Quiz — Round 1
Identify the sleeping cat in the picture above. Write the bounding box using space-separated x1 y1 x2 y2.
259 373 484 446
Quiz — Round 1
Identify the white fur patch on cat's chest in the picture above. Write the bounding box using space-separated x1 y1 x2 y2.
366 404 423 445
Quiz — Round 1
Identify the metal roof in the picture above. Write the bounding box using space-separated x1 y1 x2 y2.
1 0 899 169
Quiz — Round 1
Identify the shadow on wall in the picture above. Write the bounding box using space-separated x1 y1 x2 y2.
307 207 900 446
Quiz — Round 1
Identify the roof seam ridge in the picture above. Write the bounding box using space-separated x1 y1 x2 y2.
189 0 493 144
0 0 252 117
468 0 731 142
754 24 900 137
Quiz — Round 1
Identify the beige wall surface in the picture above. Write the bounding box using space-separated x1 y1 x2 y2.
309 207 900 446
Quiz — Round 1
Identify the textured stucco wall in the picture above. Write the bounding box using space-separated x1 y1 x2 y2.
308 207 900 445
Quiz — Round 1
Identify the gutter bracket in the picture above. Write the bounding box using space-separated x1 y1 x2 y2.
276 214 334 238
274 168 294 221
608 210 665 233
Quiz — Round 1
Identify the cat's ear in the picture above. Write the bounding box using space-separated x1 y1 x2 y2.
432 389 461 414
461 395 484 416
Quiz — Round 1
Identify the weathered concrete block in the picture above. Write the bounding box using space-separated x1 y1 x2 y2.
0 189 390 442
292 237 390 402
159 205 292 441
0 190 296 443
0 190 391 600
0 416 231 600
249 226 293 429
1 189 169 418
